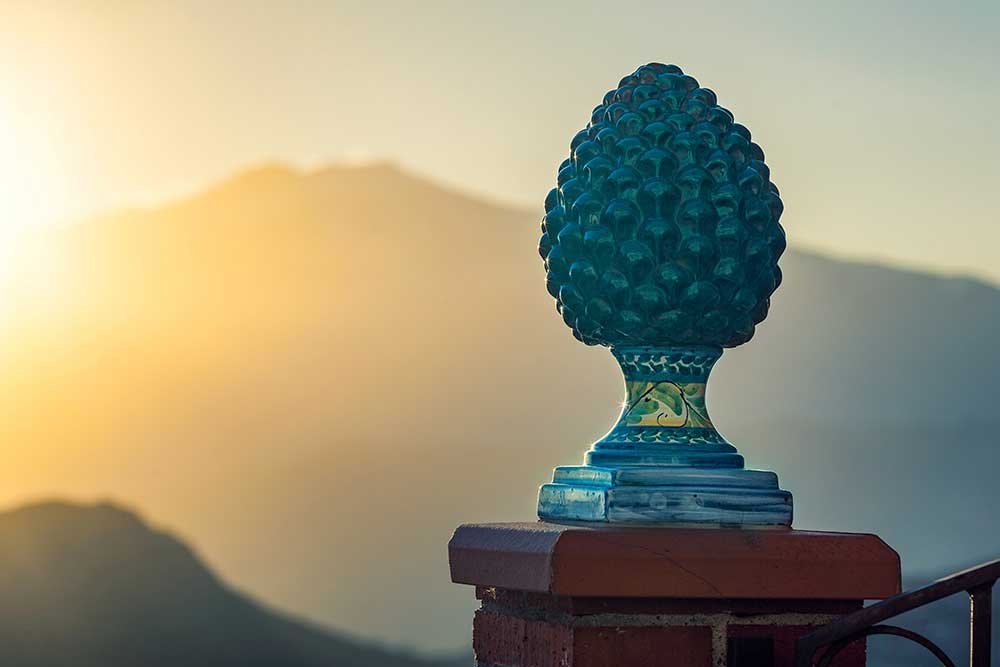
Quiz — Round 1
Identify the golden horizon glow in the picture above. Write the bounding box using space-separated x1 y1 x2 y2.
0 98 80 332
0 95 45 316
0 94 39 231
0 1 998 285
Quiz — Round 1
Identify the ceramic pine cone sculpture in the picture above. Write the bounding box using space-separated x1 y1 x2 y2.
539 62 786 349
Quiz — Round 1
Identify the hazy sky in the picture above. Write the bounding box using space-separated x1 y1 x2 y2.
2 0 999 281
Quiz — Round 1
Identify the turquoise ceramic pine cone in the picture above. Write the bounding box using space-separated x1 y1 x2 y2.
539 63 786 348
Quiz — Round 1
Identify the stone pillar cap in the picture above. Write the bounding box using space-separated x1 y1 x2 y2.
449 522 900 600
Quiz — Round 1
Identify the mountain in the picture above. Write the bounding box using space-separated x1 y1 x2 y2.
0 500 467 667
0 162 997 651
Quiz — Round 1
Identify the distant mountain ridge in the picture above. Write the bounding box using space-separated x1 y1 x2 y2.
0 500 467 667
0 162 997 651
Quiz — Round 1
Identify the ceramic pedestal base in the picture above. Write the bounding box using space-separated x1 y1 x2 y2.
537 346 793 526
538 465 792 525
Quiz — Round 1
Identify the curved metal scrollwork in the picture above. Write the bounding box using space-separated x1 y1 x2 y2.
815 624 954 667
794 559 999 667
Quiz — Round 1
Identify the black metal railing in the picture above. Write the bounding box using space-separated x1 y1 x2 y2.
794 559 1000 667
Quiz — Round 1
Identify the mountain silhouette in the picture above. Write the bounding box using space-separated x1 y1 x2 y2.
0 162 997 651
0 500 466 667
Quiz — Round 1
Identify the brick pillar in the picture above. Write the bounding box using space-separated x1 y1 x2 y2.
449 523 900 667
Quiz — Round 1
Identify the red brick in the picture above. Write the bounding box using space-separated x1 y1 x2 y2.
729 624 865 667
574 626 712 667
473 609 713 666
523 618 573 667
473 610 526 665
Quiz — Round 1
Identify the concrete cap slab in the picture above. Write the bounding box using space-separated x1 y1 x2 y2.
449 522 900 600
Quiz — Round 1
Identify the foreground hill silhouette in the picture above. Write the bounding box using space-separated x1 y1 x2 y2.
0 500 466 667
0 163 997 651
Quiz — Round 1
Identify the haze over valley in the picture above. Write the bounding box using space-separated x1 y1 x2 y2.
1 164 997 653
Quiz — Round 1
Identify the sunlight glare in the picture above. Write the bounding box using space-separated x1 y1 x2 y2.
0 97 71 325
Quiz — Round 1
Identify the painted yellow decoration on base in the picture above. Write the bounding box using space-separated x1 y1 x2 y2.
622 380 713 429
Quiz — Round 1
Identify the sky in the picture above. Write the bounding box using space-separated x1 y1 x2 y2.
1 0 998 283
